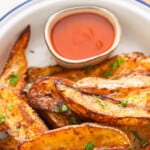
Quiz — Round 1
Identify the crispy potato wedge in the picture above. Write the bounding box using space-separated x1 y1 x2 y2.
0 26 30 92
0 26 30 132
55 78 150 126
0 87 48 141
17 123 131 150
120 125 150 150
0 135 18 150
28 76 82 128
74 75 150 97
27 52 150 83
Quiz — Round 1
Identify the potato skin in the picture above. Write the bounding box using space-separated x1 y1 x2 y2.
0 26 48 142
0 87 48 142
0 26 30 92
17 123 131 150
55 79 150 126
27 52 150 83
28 76 82 128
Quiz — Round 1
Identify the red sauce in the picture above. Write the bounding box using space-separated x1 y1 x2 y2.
51 13 115 60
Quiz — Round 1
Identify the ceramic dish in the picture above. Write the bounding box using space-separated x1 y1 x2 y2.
0 0 150 71
45 6 121 68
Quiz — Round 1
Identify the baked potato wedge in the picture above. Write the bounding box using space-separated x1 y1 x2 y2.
0 87 48 142
28 76 82 128
17 123 131 150
0 25 30 92
55 78 150 126
0 26 30 132
0 135 18 150
74 75 150 96
27 52 150 83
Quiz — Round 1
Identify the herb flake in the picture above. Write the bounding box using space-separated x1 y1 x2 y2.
131 130 149 148
0 114 6 123
69 116 77 124
109 56 125 70
61 104 68 112
103 70 112 78
93 95 106 107
7 105 13 111
54 106 60 113
9 74 19 86
84 142 94 150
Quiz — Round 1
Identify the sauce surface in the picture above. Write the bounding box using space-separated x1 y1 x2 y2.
51 13 115 60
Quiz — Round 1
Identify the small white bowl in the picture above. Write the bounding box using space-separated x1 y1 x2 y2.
45 6 121 68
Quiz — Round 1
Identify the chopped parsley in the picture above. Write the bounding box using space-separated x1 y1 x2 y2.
85 65 93 72
15 127 20 132
84 142 94 150
119 96 135 108
131 131 149 148
103 70 112 78
9 74 19 86
28 68 33 73
54 106 60 113
93 95 106 107
103 56 125 78
0 113 6 123
119 98 129 108
109 56 125 70
7 105 13 111
69 116 77 124
61 104 68 112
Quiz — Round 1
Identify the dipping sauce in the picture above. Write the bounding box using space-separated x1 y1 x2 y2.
51 13 115 60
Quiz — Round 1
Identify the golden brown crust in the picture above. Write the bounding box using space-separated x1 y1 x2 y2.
17 123 131 150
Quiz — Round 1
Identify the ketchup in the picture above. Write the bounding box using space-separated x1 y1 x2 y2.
51 13 114 60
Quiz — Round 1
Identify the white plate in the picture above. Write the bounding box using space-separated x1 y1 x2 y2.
0 0 150 72
0 0 150 140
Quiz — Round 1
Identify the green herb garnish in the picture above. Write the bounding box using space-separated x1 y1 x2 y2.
15 127 20 132
93 95 106 107
7 105 13 111
85 66 93 72
0 114 6 123
28 68 33 73
103 70 112 78
119 96 135 108
109 56 125 70
84 142 94 150
9 74 19 86
69 116 77 124
131 131 149 148
54 106 60 113
61 104 68 112
119 98 129 108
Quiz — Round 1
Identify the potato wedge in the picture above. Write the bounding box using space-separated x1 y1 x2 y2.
27 52 150 83
55 78 150 126
28 76 82 128
17 123 131 150
0 87 48 141
0 26 30 92
0 26 30 132
0 135 18 150
74 75 150 97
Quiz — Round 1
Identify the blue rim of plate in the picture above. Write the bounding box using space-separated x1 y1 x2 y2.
136 0 150 7
0 0 32 22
